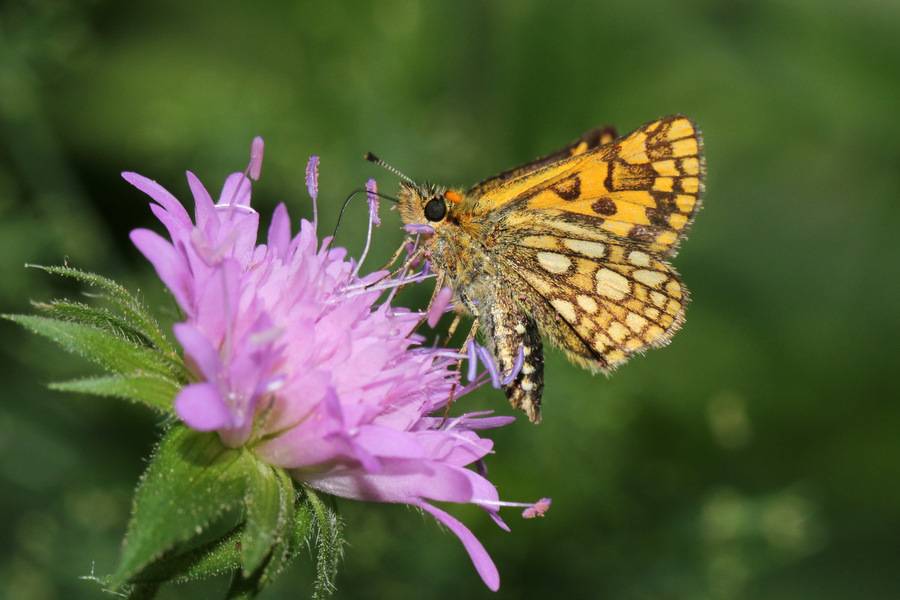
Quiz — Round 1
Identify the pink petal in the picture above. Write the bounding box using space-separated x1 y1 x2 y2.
187 171 218 234
267 203 292 259
175 382 232 431
427 286 453 328
122 172 192 229
129 229 193 312
417 502 500 591
173 323 222 382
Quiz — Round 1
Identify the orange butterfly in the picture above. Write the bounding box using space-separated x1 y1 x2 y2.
382 116 704 423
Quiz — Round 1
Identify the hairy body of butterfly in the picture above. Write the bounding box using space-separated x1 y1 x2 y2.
396 115 705 423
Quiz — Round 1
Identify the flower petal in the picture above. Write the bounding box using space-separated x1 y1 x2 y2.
122 172 192 229
175 382 232 431
417 502 500 591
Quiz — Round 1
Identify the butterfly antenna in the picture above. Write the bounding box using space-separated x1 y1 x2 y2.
332 187 399 244
366 152 415 184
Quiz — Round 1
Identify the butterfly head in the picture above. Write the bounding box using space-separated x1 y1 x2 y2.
397 181 465 230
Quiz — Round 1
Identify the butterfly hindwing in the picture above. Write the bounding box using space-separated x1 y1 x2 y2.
498 224 687 369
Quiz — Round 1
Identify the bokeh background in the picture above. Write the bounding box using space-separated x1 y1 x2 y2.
2 1 898 599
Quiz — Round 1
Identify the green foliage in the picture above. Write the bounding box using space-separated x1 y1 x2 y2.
4 265 187 413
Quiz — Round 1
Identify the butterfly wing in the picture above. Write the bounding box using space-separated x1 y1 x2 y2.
473 115 704 258
484 115 704 368
467 125 618 197
498 227 688 369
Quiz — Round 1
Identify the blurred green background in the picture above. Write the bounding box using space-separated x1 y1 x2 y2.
2 1 898 599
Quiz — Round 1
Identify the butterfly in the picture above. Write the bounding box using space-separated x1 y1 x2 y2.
378 115 704 423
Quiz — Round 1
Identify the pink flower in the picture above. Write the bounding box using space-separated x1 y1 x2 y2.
124 138 525 590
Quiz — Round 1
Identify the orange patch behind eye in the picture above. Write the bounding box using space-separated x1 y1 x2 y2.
445 190 462 203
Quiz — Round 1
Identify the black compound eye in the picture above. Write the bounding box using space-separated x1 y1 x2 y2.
423 196 447 222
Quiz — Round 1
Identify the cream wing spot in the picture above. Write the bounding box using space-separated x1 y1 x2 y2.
537 251 572 274
627 250 651 267
550 298 577 323
645 325 666 341
563 238 607 259
607 321 630 344
625 338 644 350
625 312 649 332
634 269 668 288
549 220 604 239
650 291 667 308
595 268 630 300
523 235 561 250
576 294 598 314
606 349 626 364
666 280 683 297
594 331 613 349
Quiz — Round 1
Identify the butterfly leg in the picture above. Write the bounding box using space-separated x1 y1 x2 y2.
379 238 413 271
480 287 545 424
438 318 480 427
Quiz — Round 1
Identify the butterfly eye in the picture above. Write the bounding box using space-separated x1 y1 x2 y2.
424 196 447 222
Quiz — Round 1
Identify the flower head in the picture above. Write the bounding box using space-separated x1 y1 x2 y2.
125 139 524 590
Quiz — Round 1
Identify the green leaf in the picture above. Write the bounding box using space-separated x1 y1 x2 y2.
128 523 245 585
50 374 180 413
241 460 295 575
6 315 179 380
29 264 179 358
306 487 344 600
224 466 298 599
113 424 250 588
35 299 156 348
289 490 314 550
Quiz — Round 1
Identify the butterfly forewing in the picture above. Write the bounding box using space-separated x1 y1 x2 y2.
467 125 618 197
474 115 704 257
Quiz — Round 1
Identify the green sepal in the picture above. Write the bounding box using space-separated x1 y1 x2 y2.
2 265 191 404
128 523 245 585
110 424 330 599
306 487 344 600
33 299 156 349
224 486 319 600
6 314 181 381
112 423 250 588
29 264 179 358
241 460 295 575
49 374 180 414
